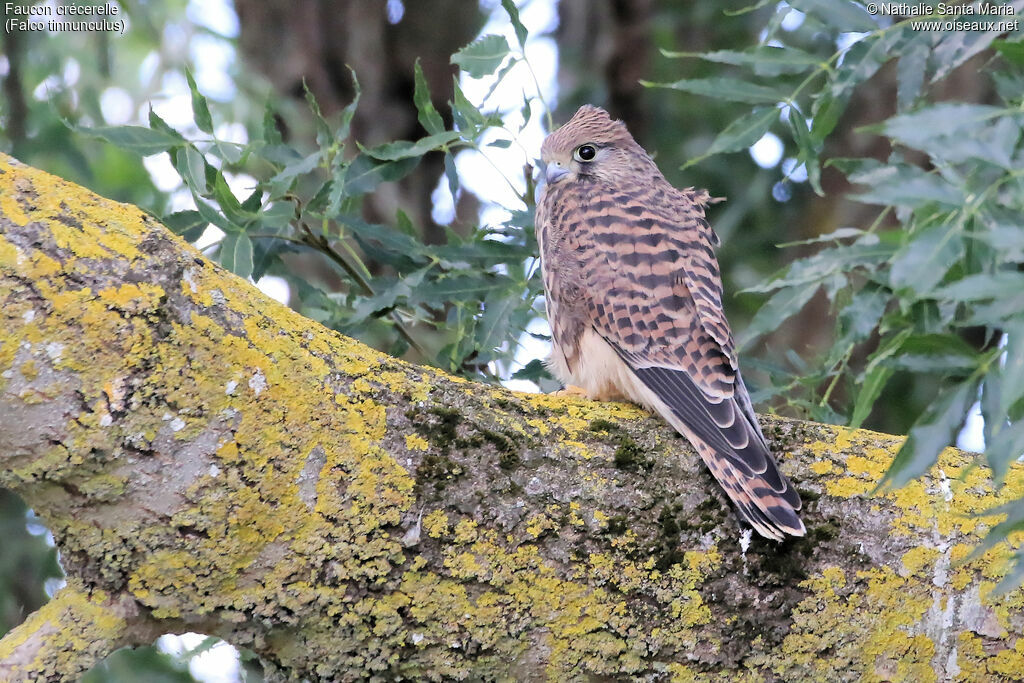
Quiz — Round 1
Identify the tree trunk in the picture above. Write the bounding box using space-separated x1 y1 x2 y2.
555 0 653 140
1 152 1022 681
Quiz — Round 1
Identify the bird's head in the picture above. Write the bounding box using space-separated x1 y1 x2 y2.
540 105 654 186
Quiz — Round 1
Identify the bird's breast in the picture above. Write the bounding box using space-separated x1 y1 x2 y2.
559 328 653 406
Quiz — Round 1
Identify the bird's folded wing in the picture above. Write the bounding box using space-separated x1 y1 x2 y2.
575 199 802 529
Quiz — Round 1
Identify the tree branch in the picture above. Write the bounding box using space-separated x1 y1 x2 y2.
0 579 159 682
1 152 1023 681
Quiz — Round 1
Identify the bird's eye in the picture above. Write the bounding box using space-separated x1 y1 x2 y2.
574 144 597 162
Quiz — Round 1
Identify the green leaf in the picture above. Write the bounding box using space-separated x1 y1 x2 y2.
342 217 431 269
219 231 254 279
964 499 1024 592
994 38 1024 65
871 104 1019 168
261 143 304 168
451 35 511 78
847 164 965 208
738 284 818 349
336 68 361 142
413 274 513 300
342 154 421 196
745 236 894 293
451 79 489 132
175 145 210 194
511 358 553 383
362 130 463 161
306 179 334 214
269 151 322 192
787 107 822 194
994 324 1024 422
831 34 897 100
189 192 231 232
184 67 214 134
211 138 243 165
162 210 207 243
501 0 528 48
444 151 459 202
79 124 185 156
519 93 533 131
250 231 291 283
889 221 965 295
896 40 929 111
395 209 417 237
933 272 1024 302
862 327 913 376
931 23 1009 83
148 108 183 140
982 363 1004 450
211 171 252 227
435 240 533 270
838 286 889 343
303 81 333 148
689 107 778 166
779 227 869 247
257 201 295 230
662 46 820 76
979 330 1024 477
475 293 517 358
988 419 1024 483
810 90 849 144
992 69 1024 105
883 333 981 374
877 377 980 492
262 103 283 145
849 364 893 429
787 0 877 32
965 298 1024 327
481 58 520 106
349 268 429 325
413 59 445 135
642 77 789 104
976 210 1024 259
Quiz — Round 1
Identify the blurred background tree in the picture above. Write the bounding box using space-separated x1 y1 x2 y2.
4 0 1022 679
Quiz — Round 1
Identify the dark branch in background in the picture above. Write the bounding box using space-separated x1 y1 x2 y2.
2 21 28 153
606 0 653 140
232 0 482 242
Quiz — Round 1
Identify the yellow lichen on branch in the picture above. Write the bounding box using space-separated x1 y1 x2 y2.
2 152 1024 681
0 581 136 683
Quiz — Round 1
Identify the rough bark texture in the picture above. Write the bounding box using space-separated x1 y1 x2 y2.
1 152 1023 681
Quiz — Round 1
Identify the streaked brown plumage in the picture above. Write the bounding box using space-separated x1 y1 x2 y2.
536 105 804 541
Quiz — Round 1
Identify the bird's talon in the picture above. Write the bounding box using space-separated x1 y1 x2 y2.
553 385 589 398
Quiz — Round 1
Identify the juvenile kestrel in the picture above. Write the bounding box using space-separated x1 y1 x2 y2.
536 105 804 541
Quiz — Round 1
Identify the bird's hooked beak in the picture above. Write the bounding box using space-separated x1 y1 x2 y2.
545 161 570 184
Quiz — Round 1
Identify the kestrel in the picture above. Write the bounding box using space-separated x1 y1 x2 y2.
536 105 804 541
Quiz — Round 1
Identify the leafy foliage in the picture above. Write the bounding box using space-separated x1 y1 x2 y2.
647 1 1024 584
78 20 548 380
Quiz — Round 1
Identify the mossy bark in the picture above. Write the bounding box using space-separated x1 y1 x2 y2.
1 152 1022 682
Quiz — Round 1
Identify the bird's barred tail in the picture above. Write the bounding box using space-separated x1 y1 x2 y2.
667 414 805 541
